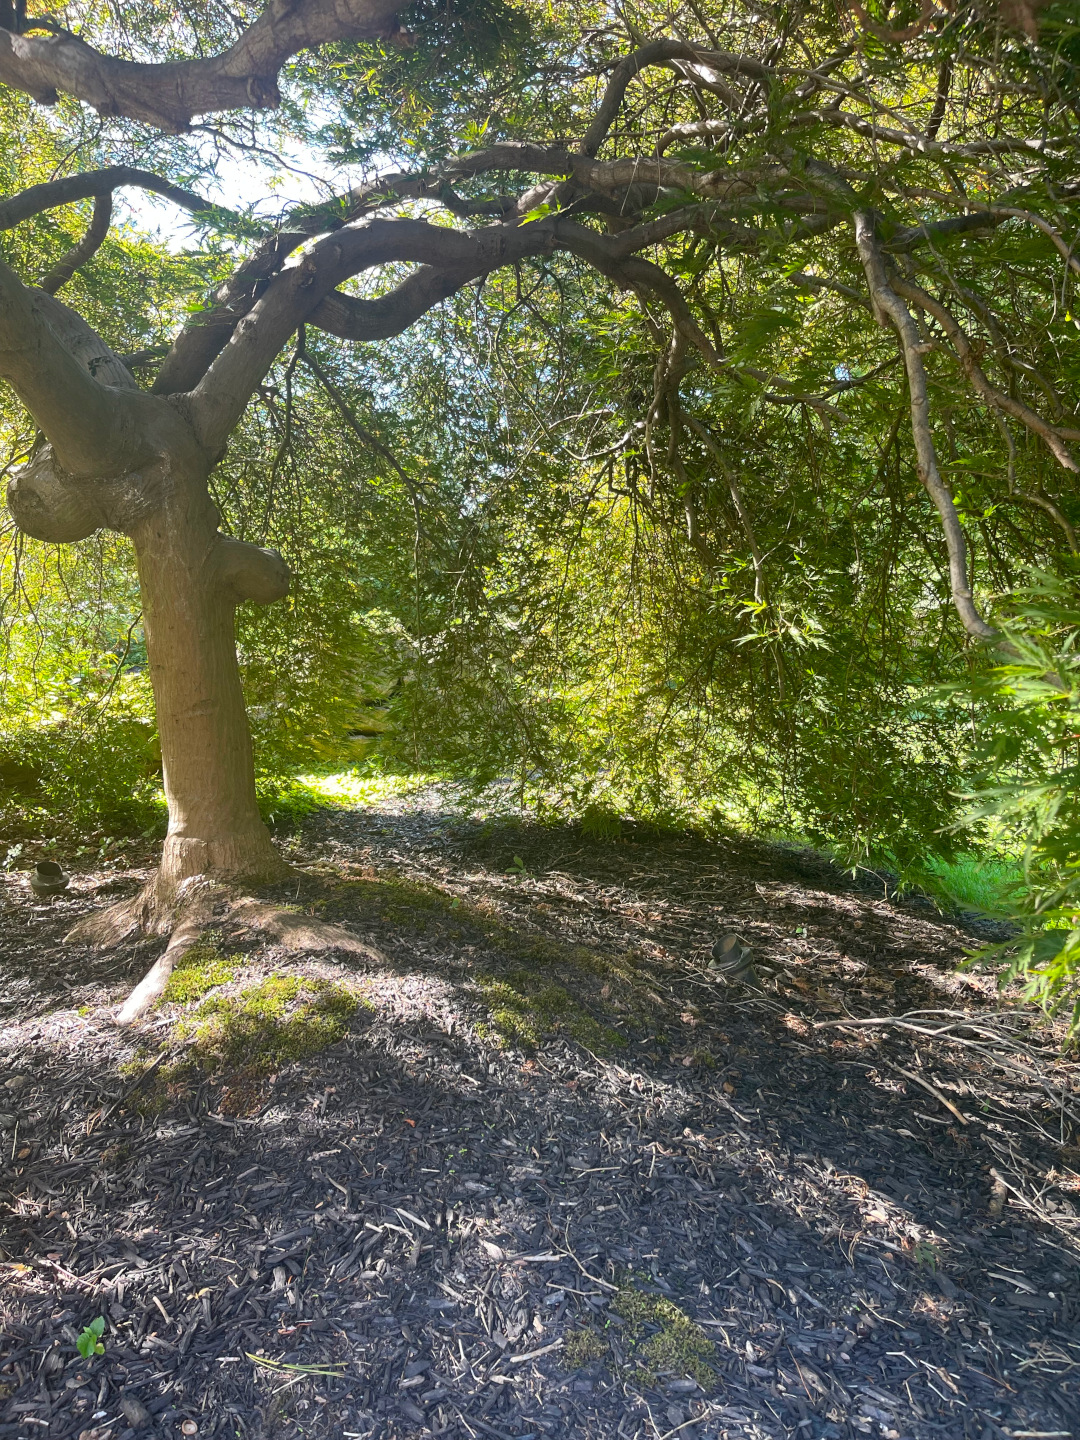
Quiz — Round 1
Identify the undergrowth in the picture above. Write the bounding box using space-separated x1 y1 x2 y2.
920 854 1025 916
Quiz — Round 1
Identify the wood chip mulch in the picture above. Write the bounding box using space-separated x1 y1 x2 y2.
1 788 1077 1440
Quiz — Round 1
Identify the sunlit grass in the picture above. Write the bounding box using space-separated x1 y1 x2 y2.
295 768 435 807
922 853 1025 916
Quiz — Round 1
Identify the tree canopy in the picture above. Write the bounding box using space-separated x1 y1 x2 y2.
3 0 1080 1017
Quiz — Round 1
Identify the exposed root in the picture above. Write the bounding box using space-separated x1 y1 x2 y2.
65 870 387 1026
64 893 151 948
114 918 206 1026
224 899 386 961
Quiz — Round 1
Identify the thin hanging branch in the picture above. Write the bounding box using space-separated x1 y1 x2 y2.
855 211 998 646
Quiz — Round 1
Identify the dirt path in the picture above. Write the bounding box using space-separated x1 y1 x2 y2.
1 789 1077 1440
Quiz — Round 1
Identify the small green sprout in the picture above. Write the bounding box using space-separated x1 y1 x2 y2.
76 1317 105 1358
912 1240 940 1272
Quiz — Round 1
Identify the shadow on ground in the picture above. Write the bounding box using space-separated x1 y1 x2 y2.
1 792 1077 1440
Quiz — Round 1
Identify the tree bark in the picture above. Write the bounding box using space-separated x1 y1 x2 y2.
131 485 290 901
0 0 405 130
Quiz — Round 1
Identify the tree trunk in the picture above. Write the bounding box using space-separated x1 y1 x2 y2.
7 401 293 909
2 284 297 980
132 484 291 899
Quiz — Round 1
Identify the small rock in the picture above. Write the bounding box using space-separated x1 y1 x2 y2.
4 1075 30 1090
119 1394 151 1429
666 1404 686 1425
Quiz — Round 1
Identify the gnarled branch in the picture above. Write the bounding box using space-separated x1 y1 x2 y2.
580 40 770 158
0 0 405 131
891 275 1078 472
0 167 212 229
40 191 112 294
0 261 131 473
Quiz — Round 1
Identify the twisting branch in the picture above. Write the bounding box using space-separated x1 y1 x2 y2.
40 192 112 294
0 0 405 131
153 230 310 396
579 40 770 158
854 210 997 646
890 276 1078 473
984 206 1080 279
789 107 1064 160
0 167 213 230
845 0 944 43
0 257 132 475
926 59 951 141
994 414 1079 553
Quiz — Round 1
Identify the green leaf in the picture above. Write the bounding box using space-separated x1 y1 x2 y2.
519 202 554 224
76 1318 106 1359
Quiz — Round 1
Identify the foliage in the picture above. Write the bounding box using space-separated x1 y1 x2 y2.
75 1318 105 1360
950 574 1080 1031
254 773 325 833
921 853 1026 917
2 0 1080 1033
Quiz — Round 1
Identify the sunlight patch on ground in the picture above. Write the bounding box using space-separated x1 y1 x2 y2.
296 769 435 807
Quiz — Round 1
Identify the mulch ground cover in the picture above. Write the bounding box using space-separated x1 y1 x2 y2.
1 786 1078 1440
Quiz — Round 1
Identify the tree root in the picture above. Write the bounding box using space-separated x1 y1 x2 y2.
114 917 207 1026
67 874 387 1026
224 899 385 961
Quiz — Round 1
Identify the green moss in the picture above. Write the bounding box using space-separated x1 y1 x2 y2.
612 1285 716 1387
117 977 363 1119
315 871 655 1041
477 971 626 1053
321 874 642 986
162 937 235 1004
179 975 362 1076
116 1053 195 1116
563 1329 609 1367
